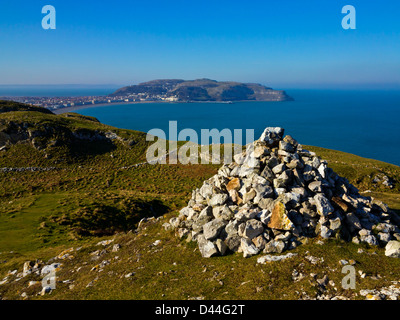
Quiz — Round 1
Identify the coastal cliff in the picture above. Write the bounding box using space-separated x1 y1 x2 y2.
110 79 293 102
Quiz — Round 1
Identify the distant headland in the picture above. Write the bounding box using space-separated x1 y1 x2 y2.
111 79 293 102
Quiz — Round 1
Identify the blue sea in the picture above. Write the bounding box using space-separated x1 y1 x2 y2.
72 89 400 166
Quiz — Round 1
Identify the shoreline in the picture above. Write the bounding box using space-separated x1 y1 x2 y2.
52 100 168 114
52 99 291 114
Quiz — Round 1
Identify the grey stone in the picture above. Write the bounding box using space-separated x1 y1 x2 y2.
372 200 389 213
252 145 268 159
257 253 297 264
272 163 286 175
198 236 219 258
290 187 307 199
225 219 240 236
318 163 327 178
280 191 301 207
213 205 234 220
237 222 246 237
288 210 303 226
224 234 241 252
374 223 398 234
310 157 321 169
377 232 391 243
41 286 52 295
203 219 226 240
252 234 268 250
23 261 34 277
259 127 284 147
287 159 303 170
112 244 121 252
243 219 264 239
259 209 272 225
308 181 323 193
360 234 379 246
177 228 189 239
329 217 342 231
258 198 275 210
242 189 256 203
240 238 260 258
199 183 213 199
303 165 316 182
273 170 292 189
313 194 334 216
346 212 362 232
179 206 195 217
254 184 274 199
267 156 280 169
385 241 400 258
198 205 213 219
320 226 333 239
215 239 228 256
358 229 371 237
274 231 291 241
233 152 246 165
208 194 228 207
279 140 295 153
263 239 285 254
260 166 274 181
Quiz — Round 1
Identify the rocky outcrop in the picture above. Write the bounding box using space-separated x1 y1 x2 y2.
110 79 293 102
168 127 400 258
0 119 134 150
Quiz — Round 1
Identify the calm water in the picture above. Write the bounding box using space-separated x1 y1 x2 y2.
73 90 399 166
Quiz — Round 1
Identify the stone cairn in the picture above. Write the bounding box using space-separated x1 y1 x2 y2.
166 127 400 258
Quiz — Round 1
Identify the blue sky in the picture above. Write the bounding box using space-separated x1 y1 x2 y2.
0 0 399 88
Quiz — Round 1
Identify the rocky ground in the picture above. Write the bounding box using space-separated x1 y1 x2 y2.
1 216 400 300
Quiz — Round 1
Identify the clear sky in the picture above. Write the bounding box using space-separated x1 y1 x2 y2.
1 0 399 88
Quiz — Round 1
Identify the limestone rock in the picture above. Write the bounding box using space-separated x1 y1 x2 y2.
226 178 241 192
313 194 334 216
240 238 259 258
203 219 226 240
198 235 219 258
267 201 294 230
385 241 400 258
243 219 264 239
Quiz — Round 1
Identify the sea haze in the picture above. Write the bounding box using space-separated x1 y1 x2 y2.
43 89 400 166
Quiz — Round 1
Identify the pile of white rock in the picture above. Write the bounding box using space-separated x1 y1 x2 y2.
165 127 400 258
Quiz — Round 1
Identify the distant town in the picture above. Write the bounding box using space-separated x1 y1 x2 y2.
0 93 179 111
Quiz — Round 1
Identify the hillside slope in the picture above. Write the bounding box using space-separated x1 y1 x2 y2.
0 102 399 300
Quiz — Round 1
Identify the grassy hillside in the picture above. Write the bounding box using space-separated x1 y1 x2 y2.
0 100 54 115
0 103 399 300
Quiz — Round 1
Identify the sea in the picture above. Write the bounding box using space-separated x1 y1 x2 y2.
1 86 399 166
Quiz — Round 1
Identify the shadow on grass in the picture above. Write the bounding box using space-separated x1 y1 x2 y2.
56 199 170 237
